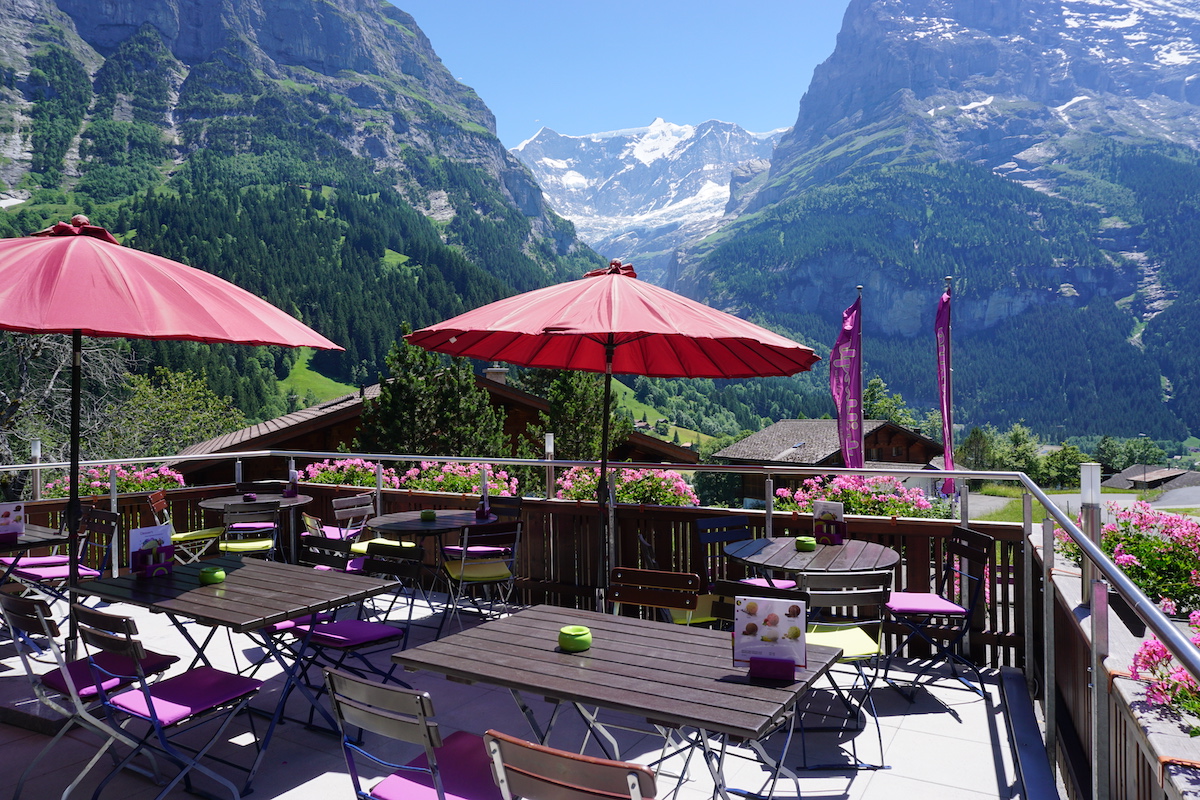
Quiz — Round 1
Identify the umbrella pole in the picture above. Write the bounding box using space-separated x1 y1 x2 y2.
597 339 615 611
66 330 82 655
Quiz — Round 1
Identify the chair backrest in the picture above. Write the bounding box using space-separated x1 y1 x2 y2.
939 527 993 614
74 604 148 676
302 512 324 538
332 492 375 525
609 568 702 614
146 489 170 525
485 728 656 800
447 521 522 565
298 534 359 571
78 507 120 575
364 540 426 583
0 594 75 710
488 495 523 522
805 570 893 631
222 501 281 537
325 667 442 746
695 515 754 586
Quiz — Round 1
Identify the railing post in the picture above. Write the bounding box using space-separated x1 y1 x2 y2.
108 465 118 513
234 458 243 485
1080 462 1101 607
1042 516 1058 781
1091 578 1110 800
374 463 383 515
544 433 555 499
1022 492 1033 676
764 475 774 538
31 438 41 500
960 484 970 523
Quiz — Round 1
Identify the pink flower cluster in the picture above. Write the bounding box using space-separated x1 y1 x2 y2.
302 458 400 489
44 463 186 498
773 474 947 519
556 466 699 506
398 462 518 497
1130 610 1200 724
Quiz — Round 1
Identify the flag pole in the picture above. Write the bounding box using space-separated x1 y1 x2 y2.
937 276 955 496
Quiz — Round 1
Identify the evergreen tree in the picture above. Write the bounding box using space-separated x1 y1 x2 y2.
1042 445 1088 489
1095 435 1126 473
356 327 507 459
862 377 919 429
518 369 633 461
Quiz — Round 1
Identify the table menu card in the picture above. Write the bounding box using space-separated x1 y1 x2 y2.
129 522 173 578
733 595 807 670
0 501 25 542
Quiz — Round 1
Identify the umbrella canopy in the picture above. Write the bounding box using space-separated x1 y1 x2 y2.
0 218 342 636
0 220 339 348
406 261 817 378
408 260 819 603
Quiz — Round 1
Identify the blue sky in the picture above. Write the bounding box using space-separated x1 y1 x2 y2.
391 1 852 148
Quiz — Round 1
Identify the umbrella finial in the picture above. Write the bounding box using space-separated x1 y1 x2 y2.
586 259 637 278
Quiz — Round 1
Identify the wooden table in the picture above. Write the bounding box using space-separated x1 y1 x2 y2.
393 604 841 798
73 555 400 793
198 492 313 562
365 508 496 537
724 537 899 589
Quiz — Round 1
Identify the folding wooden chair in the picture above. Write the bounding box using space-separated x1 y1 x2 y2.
145 489 222 564
305 493 375 541
0 594 178 800
608 567 702 624
324 668 500 800
218 501 281 559
885 526 993 698
11 508 119 606
438 521 521 636
485 728 657 800
74 603 263 800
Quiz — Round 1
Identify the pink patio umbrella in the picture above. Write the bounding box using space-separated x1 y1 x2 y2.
0 217 342 612
407 260 820 593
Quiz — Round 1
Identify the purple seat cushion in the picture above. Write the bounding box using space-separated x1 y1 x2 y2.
110 666 262 727
442 545 509 558
294 619 404 649
322 524 363 541
886 591 967 616
228 523 276 532
44 649 180 699
12 563 100 581
0 554 69 567
262 611 334 634
739 577 798 590
371 730 500 800
314 557 366 573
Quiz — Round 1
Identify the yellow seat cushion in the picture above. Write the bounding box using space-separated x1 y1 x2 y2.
669 593 718 626
350 538 421 555
172 527 223 543
219 539 273 554
806 624 882 661
443 560 512 582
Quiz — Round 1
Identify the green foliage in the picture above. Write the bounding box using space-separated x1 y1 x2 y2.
28 46 92 184
555 465 699 506
694 431 754 507
1041 444 1088 489
97 368 246 458
862 377 917 428
356 329 508 458
515 369 632 462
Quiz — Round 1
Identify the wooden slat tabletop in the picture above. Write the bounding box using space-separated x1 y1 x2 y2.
72 556 400 633
725 537 899 575
392 605 841 742
0 523 70 555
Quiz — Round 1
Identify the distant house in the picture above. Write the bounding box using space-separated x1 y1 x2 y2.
1102 464 1194 491
712 419 944 507
177 374 697 486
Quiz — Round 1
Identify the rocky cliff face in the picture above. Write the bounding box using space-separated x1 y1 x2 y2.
513 119 783 282
0 0 576 258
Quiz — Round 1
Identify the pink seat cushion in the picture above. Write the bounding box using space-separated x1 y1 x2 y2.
322 524 363 541
228 523 276 532
110 666 262 727
294 619 404 648
12 563 100 581
44 649 180 699
1 554 69 567
740 577 797 590
442 545 509 558
887 591 967 616
262 611 334 634
371 730 500 800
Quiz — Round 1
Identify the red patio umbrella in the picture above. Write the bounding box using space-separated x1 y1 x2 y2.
407 260 820 595
0 217 342 617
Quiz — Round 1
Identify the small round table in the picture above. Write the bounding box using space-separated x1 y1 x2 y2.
365 508 495 537
724 537 900 589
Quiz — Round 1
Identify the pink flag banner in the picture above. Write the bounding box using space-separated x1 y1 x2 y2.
830 296 863 468
935 290 955 495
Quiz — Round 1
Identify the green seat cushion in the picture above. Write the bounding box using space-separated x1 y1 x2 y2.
219 539 273 553
806 624 882 660
172 527 223 543
669 594 717 626
350 538 420 555
443 560 512 582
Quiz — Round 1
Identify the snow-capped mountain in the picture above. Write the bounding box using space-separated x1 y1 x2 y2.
512 118 784 281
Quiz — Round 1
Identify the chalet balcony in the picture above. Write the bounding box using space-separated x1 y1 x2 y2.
0 450 1196 799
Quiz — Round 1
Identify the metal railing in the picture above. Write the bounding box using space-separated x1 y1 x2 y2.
3 450 1188 796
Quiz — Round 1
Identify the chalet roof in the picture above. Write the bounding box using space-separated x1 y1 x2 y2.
714 418 950 467
178 377 697 465
1101 464 1192 490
